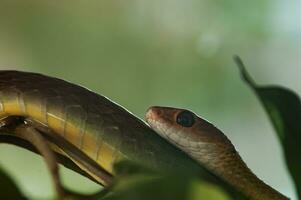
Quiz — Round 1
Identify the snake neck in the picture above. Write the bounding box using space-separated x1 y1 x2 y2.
200 148 289 200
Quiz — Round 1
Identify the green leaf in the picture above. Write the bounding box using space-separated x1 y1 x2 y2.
102 161 231 200
234 56 301 199
0 167 28 200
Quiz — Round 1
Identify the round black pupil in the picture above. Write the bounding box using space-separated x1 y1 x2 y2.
176 111 195 127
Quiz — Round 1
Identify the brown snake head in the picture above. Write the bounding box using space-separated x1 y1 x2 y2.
145 106 236 173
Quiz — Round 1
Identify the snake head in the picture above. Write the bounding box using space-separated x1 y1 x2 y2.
145 106 236 170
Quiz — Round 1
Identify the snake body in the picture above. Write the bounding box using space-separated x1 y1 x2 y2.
145 106 289 200
0 71 207 185
0 71 289 199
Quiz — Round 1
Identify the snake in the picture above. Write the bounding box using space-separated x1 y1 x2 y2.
0 70 289 200
145 106 289 200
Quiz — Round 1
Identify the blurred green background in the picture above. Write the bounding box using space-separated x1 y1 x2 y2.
0 0 300 199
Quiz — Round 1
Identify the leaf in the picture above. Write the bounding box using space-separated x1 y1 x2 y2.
0 167 28 200
234 55 301 199
102 161 231 200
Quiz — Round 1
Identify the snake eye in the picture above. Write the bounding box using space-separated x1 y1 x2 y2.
176 111 195 127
